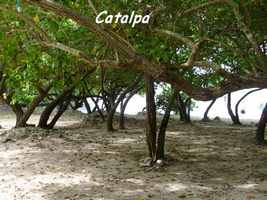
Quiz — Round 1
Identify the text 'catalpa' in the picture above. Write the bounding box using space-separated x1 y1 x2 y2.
96 11 150 28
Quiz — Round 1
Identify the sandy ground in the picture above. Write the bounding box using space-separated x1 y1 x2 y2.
0 111 267 200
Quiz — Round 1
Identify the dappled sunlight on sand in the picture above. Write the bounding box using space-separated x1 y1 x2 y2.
125 178 144 185
168 131 188 136
114 138 139 144
235 183 258 189
157 182 188 192
1 113 267 199
0 172 100 200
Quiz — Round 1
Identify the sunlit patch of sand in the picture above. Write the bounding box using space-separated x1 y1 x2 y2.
0 173 101 200
235 183 258 189
125 178 144 185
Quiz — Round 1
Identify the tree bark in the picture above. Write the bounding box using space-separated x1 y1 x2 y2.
202 99 216 122
106 75 142 132
119 86 141 129
156 90 175 160
83 97 91 114
145 75 157 160
185 97 191 123
46 98 71 129
106 104 116 132
38 87 73 129
227 93 241 125
235 89 262 125
16 85 52 128
90 96 105 121
256 104 267 145
177 93 191 123
11 104 24 128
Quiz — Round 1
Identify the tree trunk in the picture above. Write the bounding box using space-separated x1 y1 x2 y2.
47 98 71 129
256 104 267 145
176 93 186 121
227 93 241 125
16 85 52 128
106 105 116 132
235 89 262 125
90 96 105 121
156 90 175 160
177 93 190 123
83 97 91 114
11 104 24 128
4 94 25 128
202 99 216 122
185 97 191 123
119 100 126 129
145 75 157 160
106 75 142 132
119 87 140 129
38 87 73 128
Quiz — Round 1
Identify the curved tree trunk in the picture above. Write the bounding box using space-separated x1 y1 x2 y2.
227 93 241 125
202 99 216 122
90 96 105 121
156 89 175 160
47 98 71 129
235 88 262 124
38 87 73 129
16 84 52 128
106 75 142 132
119 86 141 129
256 104 267 145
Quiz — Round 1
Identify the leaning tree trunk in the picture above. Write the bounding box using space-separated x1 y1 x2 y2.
90 96 105 121
46 98 71 129
16 85 52 128
119 86 141 129
235 89 262 125
106 75 142 132
256 104 267 145
227 93 241 125
156 90 175 160
202 99 216 122
145 75 157 160
38 88 73 129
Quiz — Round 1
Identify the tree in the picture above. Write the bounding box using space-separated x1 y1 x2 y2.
119 85 142 129
227 89 262 125
17 0 267 101
94 68 143 132
145 78 176 164
156 86 193 123
227 93 241 125
234 89 262 124
256 104 267 145
202 99 216 122
176 92 192 123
